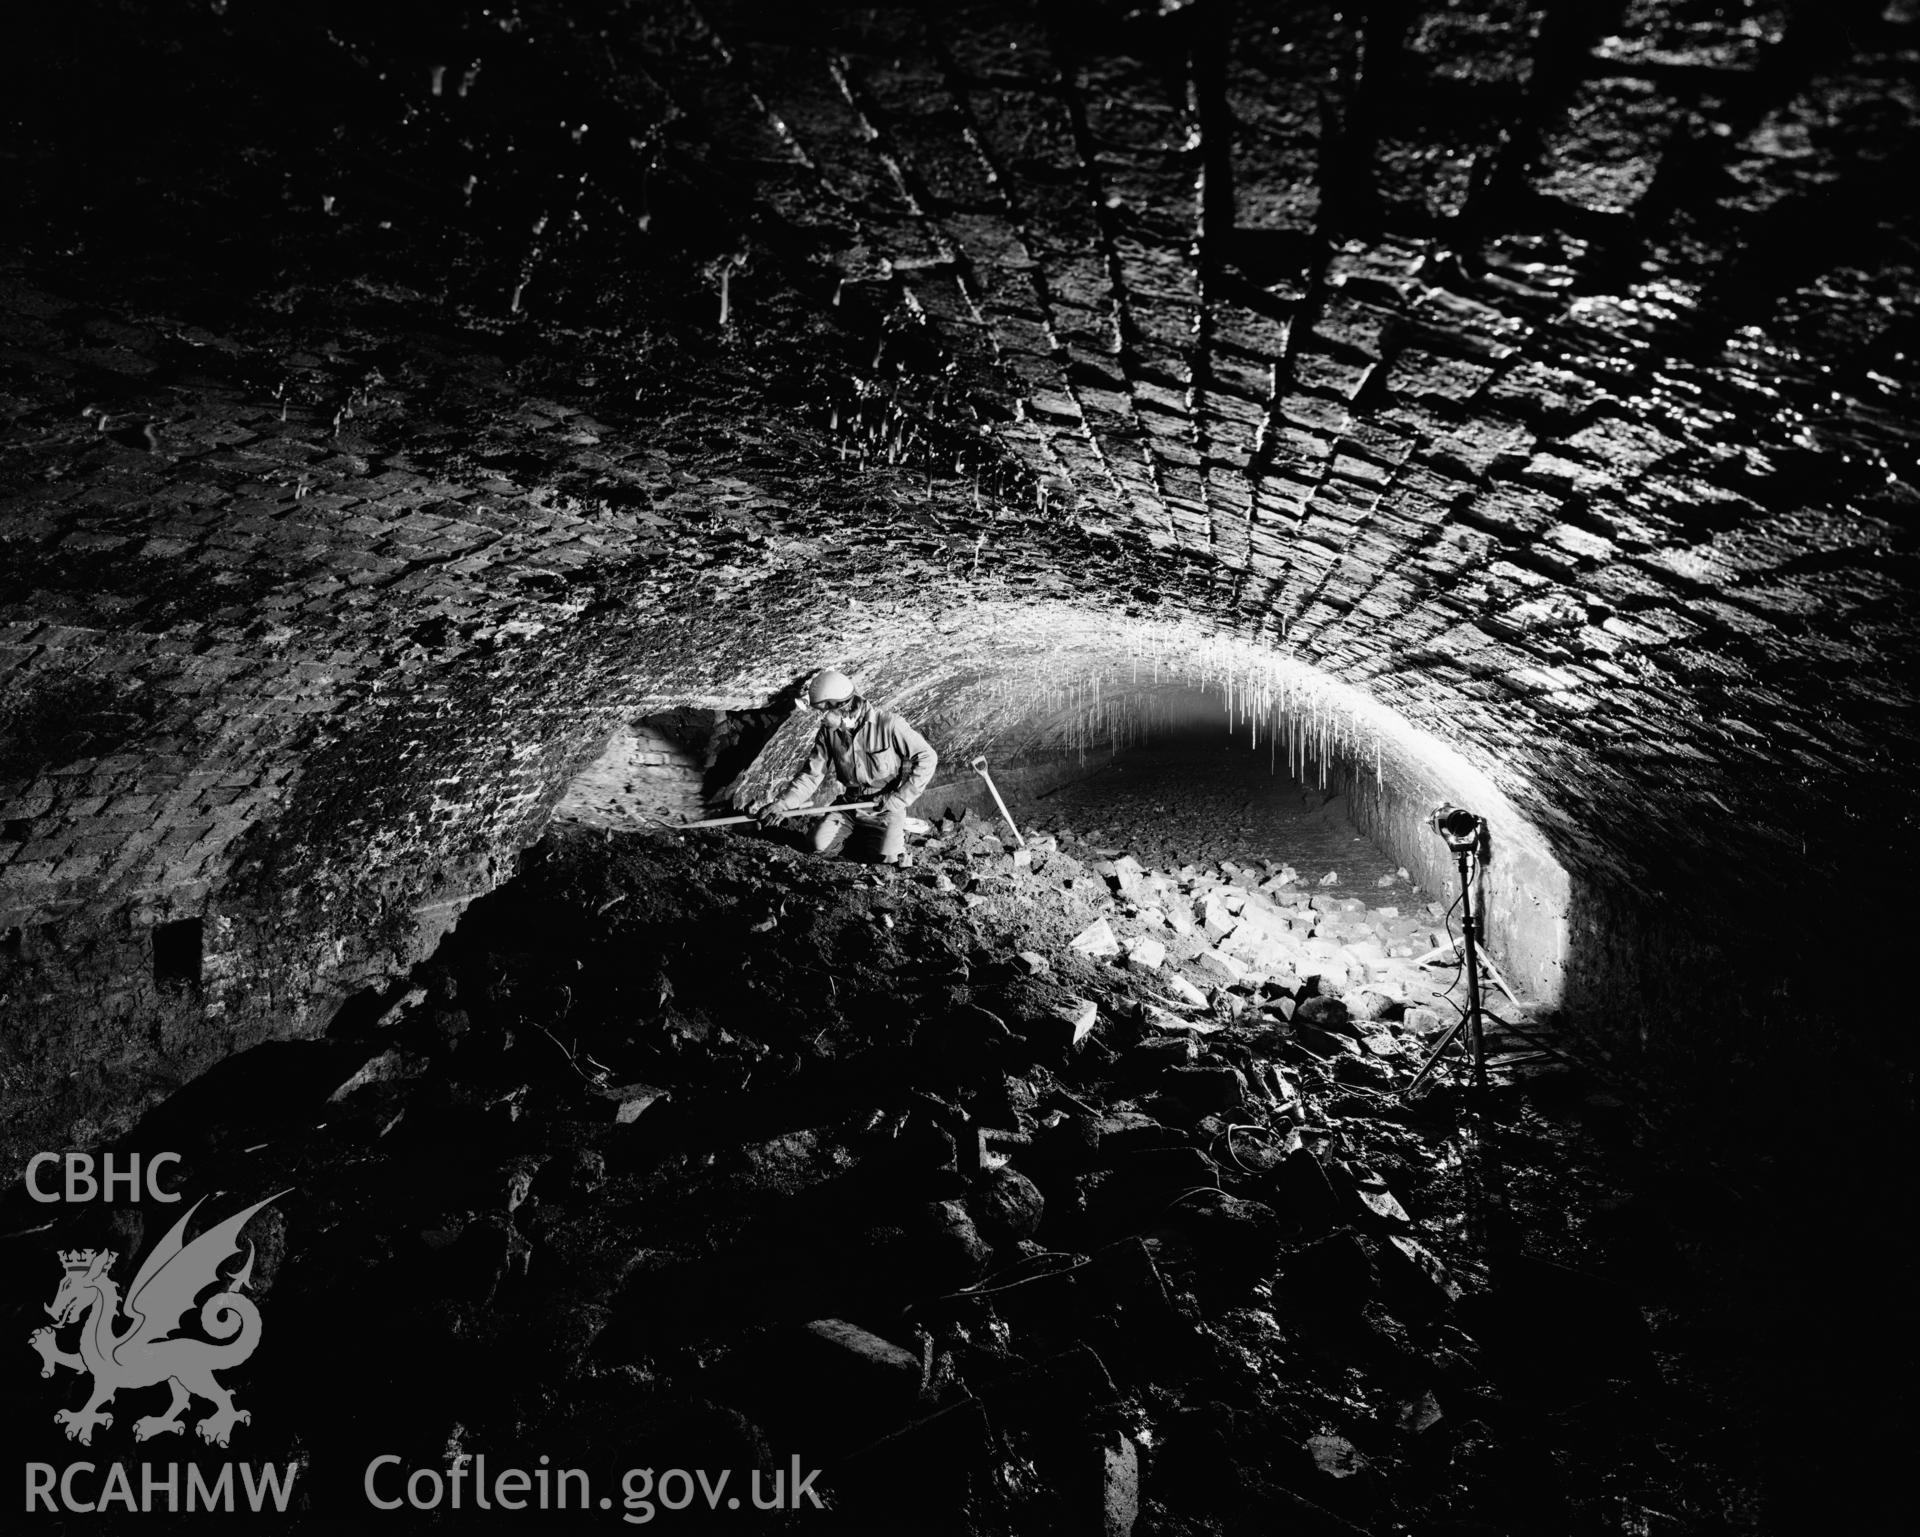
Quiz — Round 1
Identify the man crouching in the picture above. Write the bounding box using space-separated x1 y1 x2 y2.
753 669 938 866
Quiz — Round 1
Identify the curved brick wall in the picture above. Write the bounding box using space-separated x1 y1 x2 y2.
2 0 1916 1156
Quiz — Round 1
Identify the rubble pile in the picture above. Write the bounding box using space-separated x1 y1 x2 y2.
4 774 1752 1534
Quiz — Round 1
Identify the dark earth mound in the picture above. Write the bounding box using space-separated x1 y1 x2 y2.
5 785 1756 1534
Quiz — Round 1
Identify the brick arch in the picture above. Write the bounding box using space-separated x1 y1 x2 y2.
1 0 1915 1155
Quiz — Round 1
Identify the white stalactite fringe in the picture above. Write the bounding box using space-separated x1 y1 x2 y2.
870 609 1542 818
928 641 1385 788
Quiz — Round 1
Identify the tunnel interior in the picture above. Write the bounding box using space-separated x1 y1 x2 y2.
3 1 1917 1533
4 731 1690 1536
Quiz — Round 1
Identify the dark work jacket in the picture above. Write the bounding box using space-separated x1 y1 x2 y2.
779 706 938 814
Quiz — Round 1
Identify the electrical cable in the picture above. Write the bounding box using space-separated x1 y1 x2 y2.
1158 1185 1233 1215
1396 874 1484 1098
1409 883 1472 1087
1221 1122 1285 1171
903 1250 1090 1314
1435 887 1467 1005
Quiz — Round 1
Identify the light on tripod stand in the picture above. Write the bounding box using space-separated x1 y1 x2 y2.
1403 803 1492 1102
1429 803 1485 852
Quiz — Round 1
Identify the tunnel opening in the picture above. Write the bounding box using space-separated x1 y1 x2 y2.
849 631 1578 1019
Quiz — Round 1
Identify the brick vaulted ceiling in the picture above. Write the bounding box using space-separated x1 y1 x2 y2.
2 0 1918 1120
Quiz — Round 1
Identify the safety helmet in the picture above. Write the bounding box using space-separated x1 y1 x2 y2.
807 668 856 706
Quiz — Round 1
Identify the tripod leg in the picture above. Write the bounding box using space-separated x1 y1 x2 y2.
1473 943 1522 1006
1400 1011 1470 1099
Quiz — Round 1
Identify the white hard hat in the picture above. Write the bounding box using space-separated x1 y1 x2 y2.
807 668 856 705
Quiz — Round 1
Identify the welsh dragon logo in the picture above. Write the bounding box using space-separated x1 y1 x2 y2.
29 1192 284 1447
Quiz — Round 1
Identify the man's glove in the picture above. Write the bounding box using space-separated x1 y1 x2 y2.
754 803 787 829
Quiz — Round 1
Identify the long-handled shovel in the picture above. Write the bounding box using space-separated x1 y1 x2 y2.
663 800 879 830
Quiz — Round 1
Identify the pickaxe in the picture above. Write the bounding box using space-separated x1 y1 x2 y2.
969 756 1026 847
